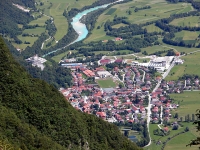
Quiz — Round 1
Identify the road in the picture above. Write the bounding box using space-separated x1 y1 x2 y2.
145 58 176 147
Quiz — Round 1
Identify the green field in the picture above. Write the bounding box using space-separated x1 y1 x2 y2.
96 78 116 88
29 0 96 45
112 23 128 28
12 35 38 50
51 50 78 62
29 15 49 26
143 24 163 33
174 30 198 42
23 27 46 35
170 91 200 118
146 91 200 150
141 45 169 55
85 0 193 42
166 52 200 80
105 8 117 15
170 16 200 27
146 123 199 150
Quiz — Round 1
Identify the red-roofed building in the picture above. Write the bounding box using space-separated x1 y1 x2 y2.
96 112 106 119
83 69 95 77
100 59 111 65
115 59 123 63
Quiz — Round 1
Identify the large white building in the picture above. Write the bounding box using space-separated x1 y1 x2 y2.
148 56 174 72
26 54 47 70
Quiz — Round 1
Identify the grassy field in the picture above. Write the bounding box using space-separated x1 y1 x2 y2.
96 78 116 88
28 0 97 45
51 50 78 62
145 91 200 150
85 0 193 42
23 27 46 35
170 91 200 118
146 123 198 150
29 15 49 26
170 16 200 27
12 35 38 50
143 24 163 33
141 45 169 55
105 8 117 15
112 23 128 28
165 52 200 80
174 30 198 42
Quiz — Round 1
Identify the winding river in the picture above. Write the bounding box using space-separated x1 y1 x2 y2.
42 0 123 57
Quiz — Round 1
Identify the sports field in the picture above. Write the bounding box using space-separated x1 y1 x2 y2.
96 78 116 88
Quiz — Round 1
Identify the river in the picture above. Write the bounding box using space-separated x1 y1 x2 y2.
42 0 123 57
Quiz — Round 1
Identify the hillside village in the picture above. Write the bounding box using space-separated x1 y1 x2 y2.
58 54 192 127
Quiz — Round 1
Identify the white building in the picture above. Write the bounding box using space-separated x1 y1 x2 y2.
26 54 47 70
97 71 112 78
148 56 174 72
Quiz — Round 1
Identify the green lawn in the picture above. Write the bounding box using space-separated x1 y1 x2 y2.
96 78 116 88
166 52 200 80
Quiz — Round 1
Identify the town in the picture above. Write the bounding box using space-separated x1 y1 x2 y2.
58 53 187 127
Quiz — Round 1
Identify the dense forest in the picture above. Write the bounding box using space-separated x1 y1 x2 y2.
0 0 35 42
0 36 142 150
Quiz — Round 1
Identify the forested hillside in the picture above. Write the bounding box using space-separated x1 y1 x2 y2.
0 0 34 42
0 36 141 150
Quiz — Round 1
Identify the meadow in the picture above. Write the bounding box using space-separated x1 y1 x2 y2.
85 0 193 42
170 16 200 27
142 24 163 33
173 30 199 44
51 50 78 62
96 78 116 88
146 91 200 150
170 91 200 118
165 52 200 80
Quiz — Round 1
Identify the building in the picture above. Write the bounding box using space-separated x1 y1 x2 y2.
26 54 47 70
148 56 174 72
97 71 112 78
83 69 95 77
61 63 83 68
100 59 111 65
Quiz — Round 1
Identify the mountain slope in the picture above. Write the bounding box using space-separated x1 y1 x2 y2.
0 36 141 150
0 0 34 41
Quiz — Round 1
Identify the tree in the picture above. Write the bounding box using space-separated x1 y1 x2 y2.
187 109 200 148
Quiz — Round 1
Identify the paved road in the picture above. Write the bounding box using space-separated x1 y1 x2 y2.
145 58 176 147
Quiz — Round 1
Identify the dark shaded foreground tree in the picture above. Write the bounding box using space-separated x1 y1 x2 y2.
186 109 200 149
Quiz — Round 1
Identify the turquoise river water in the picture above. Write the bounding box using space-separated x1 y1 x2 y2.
42 0 123 57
